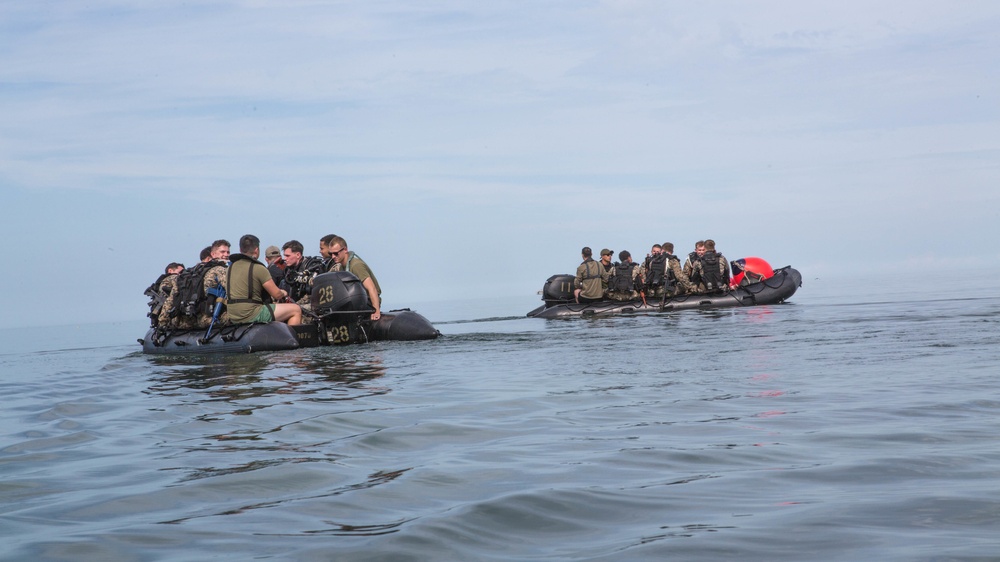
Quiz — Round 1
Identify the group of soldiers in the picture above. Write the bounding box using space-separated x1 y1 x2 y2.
574 239 731 304
145 234 381 332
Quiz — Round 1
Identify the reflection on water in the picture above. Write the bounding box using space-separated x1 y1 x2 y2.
4 285 1000 561
147 350 389 401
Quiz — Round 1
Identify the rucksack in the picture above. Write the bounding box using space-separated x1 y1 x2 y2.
699 252 727 292
645 254 668 289
611 262 636 293
174 260 226 318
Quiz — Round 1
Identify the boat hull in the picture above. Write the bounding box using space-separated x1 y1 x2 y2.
140 309 439 354
527 267 801 319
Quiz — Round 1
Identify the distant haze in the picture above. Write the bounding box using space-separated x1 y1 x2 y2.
2 2 998 328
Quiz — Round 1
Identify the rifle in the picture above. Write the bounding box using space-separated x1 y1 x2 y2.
201 284 227 342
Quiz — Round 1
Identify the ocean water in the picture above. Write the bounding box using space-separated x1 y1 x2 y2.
2 272 999 561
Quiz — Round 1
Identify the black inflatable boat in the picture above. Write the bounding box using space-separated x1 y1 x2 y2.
140 271 439 354
526 266 801 319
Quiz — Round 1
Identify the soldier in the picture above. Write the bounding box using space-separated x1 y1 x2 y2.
227 234 301 326
599 249 614 274
199 246 212 263
573 247 608 304
327 235 382 321
606 250 642 301
683 240 706 280
280 240 326 304
158 254 227 330
641 244 671 298
264 245 284 286
598 249 614 296
210 239 231 262
144 263 184 326
690 239 731 294
661 242 695 296
320 233 339 271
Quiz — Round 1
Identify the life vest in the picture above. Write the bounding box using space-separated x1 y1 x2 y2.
699 251 728 292
173 260 227 318
610 262 637 293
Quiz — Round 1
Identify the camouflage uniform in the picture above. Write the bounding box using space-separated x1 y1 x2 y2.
665 253 695 296
682 252 698 281
691 251 731 294
157 275 181 328
148 274 178 327
158 264 229 329
199 265 229 328
639 254 693 297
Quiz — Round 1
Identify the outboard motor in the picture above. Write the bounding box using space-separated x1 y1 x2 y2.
311 272 371 344
541 274 576 306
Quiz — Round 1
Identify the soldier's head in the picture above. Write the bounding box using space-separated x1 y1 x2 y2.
327 236 350 266
581 247 592 259
619 250 631 263
600 249 613 263
239 234 260 256
650 244 662 255
264 246 282 264
200 246 212 263
662 242 674 254
319 234 338 260
704 239 716 252
165 262 184 275
282 240 304 267
695 240 706 257
210 239 231 261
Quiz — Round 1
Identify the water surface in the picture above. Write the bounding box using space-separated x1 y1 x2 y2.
2 274 999 560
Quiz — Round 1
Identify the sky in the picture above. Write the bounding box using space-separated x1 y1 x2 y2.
2 1 998 329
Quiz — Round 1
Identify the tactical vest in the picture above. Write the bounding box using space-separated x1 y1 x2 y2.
645 254 669 289
699 251 726 292
610 262 636 293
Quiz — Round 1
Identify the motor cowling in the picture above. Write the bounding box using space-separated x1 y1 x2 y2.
311 272 370 316
542 274 576 305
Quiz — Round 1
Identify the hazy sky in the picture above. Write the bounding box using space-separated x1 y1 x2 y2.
2 1 998 328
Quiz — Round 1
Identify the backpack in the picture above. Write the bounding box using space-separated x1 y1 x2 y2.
173 260 226 318
645 254 668 289
610 262 636 293
699 252 727 292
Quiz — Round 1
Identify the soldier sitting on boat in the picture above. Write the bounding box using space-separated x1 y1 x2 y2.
690 239 730 294
606 251 643 301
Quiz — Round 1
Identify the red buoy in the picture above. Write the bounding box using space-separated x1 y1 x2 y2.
730 257 774 287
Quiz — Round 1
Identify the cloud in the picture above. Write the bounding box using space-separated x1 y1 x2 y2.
1 1 999 327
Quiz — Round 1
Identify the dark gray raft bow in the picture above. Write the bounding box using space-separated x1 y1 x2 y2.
526 266 802 319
